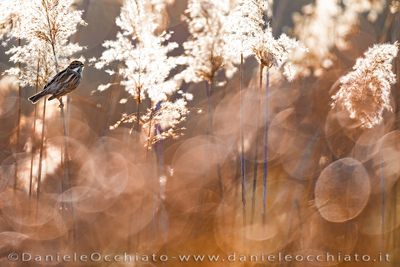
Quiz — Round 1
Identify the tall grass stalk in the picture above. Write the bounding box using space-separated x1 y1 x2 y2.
36 99 47 203
14 38 22 191
239 54 247 219
380 156 385 248
36 61 51 205
136 97 141 132
262 68 269 218
205 79 224 196
29 57 41 197
391 34 399 255
205 81 212 135
251 64 264 224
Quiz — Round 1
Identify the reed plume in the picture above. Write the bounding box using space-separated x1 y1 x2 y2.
331 42 399 128
225 0 268 59
179 0 237 84
95 0 189 146
253 26 306 81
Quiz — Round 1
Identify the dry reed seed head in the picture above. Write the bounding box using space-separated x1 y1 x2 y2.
96 0 180 103
142 98 190 147
252 27 306 81
224 0 269 58
331 42 399 129
179 0 237 84
95 0 189 144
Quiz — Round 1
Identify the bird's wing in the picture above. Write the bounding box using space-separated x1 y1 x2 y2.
43 68 68 92
52 70 81 97
45 68 81 93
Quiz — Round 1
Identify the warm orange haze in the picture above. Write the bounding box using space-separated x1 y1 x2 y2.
0 0 399 266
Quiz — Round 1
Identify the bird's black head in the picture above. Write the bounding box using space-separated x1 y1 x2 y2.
68 60 84 69
68 60 84 74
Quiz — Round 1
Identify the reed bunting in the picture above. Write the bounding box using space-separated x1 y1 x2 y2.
28 60 84 107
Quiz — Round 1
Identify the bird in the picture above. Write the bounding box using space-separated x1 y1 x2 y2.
28 60 84 107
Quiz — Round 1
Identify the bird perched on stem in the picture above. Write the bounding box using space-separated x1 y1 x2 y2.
28 60 84 108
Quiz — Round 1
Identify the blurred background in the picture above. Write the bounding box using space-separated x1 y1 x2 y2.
0 0 400 266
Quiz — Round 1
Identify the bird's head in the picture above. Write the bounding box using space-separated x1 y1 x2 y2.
68 60 84 73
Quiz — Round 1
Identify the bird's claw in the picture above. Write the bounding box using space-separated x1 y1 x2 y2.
58 99 64 109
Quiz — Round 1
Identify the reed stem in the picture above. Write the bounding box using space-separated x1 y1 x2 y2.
36 100 47 202
29 57 41 197
205 81 212 135
262 68 269 218
251 64 264 223
239 54 247 219
205 80 224 196
14 38 22 191
380 155 385 248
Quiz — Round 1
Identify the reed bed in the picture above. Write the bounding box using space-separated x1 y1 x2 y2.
0 0 399 266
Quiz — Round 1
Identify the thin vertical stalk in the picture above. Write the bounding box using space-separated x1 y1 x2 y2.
240 54 246 211
135 40 142 133
155 123 165 239
136 98 141 132
29 57 41 197
36 64 50 206
251 64 264 223
36 100 47 202
59 100 71 193
394 14 400 129
380 155 385 248
205 79 224 196
14 38 22 191
205 81 213 135
205 80 224 196
60 98 76 244
146 111 154 151
394 180 400 250
262 68 269 218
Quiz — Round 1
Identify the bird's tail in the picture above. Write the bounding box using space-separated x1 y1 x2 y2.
28 91 47 104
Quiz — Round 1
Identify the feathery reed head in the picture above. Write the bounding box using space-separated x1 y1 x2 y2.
179 0 237 83
95 0 189 145
252 26 307 80
331 42 399 128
